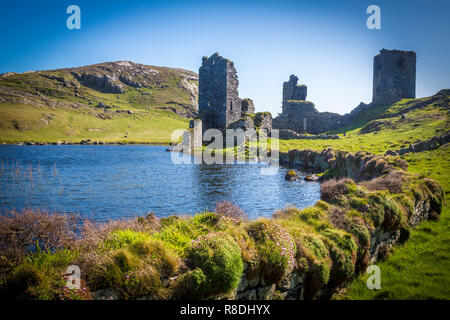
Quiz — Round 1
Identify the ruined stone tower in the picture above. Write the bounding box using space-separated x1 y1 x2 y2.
372 49 416 106
198 53 241 131
282 75 307 113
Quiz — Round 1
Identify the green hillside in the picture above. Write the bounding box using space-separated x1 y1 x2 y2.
0 61 198 143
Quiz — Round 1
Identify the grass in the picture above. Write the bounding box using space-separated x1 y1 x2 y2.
0 103 189 144
335 145 450 300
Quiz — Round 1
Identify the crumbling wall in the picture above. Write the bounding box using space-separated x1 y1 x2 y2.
282 75 307 109
274 100 344 134
241 98 255 116
274 49 417 135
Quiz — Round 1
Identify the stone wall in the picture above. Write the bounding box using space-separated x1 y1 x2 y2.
396 131 450 155
241 98 255 116
282 75 307 107
279 129 339 140
279 148 398 181
274 100 345 134
95 147 444 301
230 148 442 300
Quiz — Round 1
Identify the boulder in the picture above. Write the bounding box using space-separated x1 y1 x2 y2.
91 289 120 300
304 174 319 181
285 169 299 181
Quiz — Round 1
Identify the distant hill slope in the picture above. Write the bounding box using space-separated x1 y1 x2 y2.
0 61 199 143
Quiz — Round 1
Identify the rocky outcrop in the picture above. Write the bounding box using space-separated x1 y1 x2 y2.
0 60 200 122
71 72 125 93
397 131 450 155
279 147 404 181
284 169 299 181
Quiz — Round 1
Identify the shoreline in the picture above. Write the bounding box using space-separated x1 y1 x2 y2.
0 140 174 146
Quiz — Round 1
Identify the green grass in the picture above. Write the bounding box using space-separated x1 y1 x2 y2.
335 146 450 300
0 103 189 144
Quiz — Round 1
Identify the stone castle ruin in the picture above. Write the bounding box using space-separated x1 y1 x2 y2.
273 74 343 134
283 74 307 106
273 49 416 135
197 52 272 135
198 53 242 131
372 49 416 106
174 48 416 149
171 53 273 152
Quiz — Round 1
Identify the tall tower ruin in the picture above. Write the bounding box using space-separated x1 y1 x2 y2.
372 49 416 106
282 75 307 113
198 53 241 131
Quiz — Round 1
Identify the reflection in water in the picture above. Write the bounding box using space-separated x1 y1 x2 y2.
0 145 320 221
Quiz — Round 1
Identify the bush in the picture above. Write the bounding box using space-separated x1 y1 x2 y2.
152 212 218 255
129 240 179 276
320 178 355 202
3 249 78 300
186 232 243 296
321 230 357 288
172 268 207 299
77 217 159 252
215 201 247 220
0 209 78 253
247 220 296 284
361 170 407 194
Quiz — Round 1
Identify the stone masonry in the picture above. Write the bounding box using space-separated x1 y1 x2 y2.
198 53 242 131
198 53 272 136
274 49 417 135
372 49 416 106
282 74 307 112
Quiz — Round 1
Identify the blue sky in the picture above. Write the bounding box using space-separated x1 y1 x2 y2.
1 0 449 115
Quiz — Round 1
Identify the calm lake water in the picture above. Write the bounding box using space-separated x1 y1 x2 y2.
0 145 320 221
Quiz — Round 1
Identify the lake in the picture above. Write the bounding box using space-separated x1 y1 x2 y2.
0 145 320 221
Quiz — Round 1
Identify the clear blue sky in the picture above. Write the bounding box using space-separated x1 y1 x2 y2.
1 0 449 115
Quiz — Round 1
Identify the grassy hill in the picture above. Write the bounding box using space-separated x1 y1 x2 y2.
275 90 449 299
0 61 198 144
